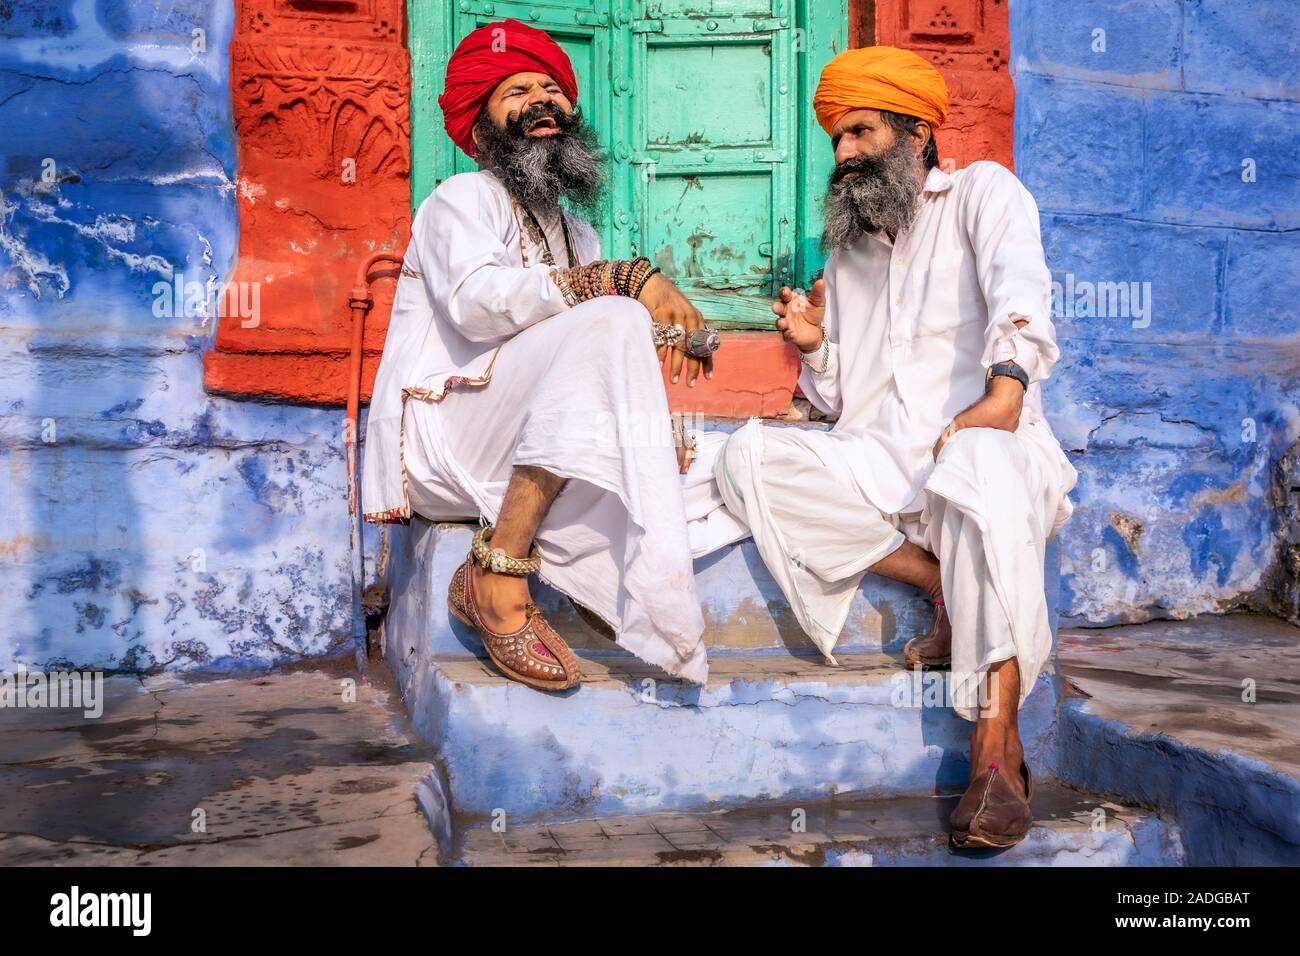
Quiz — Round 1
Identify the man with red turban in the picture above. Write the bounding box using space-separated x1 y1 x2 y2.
363 21 736 695
713 46 1077 849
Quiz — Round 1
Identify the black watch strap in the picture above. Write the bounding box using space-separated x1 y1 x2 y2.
987 361 1029 391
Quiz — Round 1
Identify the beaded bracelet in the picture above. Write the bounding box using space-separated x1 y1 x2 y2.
551 258 658 305
631 264 659 299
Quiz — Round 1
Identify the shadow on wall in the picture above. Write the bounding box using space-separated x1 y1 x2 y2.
0 0 356 673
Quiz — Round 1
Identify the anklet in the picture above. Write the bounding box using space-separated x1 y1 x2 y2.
471 524 542 576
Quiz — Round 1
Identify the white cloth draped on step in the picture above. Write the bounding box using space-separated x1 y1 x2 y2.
402 300 735 684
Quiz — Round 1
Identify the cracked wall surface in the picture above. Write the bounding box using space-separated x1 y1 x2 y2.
0 0 373 671
1011 0 1300 625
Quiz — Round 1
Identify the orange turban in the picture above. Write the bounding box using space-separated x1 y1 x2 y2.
813 46 949 137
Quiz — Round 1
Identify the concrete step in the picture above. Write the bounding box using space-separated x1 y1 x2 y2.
384 518 1057 659
1056 614 1300 865
0 671 440 866
383 517 1063 824
394 650 1060 827
449 784 1185 866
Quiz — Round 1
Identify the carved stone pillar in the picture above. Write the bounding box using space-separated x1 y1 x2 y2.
862 0 1014 170
204 0 411 404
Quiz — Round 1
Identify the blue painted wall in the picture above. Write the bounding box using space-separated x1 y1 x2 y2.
1011 0 1300 624
1 0 1294 672
0 0 363 670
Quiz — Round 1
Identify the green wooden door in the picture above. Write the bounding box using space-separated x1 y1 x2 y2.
408 0 846 328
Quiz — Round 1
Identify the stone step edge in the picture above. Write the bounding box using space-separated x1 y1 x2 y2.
1056 697 1300 864
436 781 1185 867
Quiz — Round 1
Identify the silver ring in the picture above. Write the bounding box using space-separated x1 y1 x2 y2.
651 322 686 348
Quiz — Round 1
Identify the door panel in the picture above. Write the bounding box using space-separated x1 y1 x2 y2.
652 0 778 15
629 13 795 325
645 171 772 290
644 44 772 146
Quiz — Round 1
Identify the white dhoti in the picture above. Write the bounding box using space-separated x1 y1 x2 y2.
401 296 739 685
715 416 1074 720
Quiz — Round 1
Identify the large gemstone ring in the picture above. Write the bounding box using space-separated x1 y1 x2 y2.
683 325 721 359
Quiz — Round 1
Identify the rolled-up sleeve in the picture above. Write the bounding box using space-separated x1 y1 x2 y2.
962 162 1060 384
417 175 570 343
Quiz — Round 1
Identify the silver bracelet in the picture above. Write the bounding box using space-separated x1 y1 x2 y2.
800 330 830 374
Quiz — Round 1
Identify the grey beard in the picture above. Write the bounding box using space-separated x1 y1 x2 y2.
821 137 922 252
472 106 607 221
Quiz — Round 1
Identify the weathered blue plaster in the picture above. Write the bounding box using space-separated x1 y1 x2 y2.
1145 92 1300 230
0 1 363 671
1014 0 1184 90
1182 0 1300 101
1011 0 1300 625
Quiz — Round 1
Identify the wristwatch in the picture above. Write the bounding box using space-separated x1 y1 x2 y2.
986 361 1029 391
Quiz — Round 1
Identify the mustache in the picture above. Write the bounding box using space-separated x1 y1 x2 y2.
505 101 580 138
829 153 894 187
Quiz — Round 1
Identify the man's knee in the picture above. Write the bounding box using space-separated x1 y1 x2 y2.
562 297 656 361
942 426 1041 499
944 427 1022 469
714 421 762 502
568 296 652 334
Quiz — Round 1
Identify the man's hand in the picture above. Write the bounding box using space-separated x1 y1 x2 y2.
637 273 713 387
932 374 1025 460
772 279 827 353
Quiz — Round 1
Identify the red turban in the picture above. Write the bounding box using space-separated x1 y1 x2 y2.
438 19 580 159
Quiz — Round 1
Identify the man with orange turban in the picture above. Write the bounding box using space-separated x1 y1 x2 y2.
364 21 735 695
714 46 1077 849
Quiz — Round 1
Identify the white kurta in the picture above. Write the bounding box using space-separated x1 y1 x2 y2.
362 169 740 684
797 162 1072 517
715 162 1078 719
362 169 600 524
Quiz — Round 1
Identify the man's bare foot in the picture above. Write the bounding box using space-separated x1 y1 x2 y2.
469 563 531 632
903 601 952 668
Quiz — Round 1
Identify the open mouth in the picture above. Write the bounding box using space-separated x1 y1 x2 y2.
525 115 561 137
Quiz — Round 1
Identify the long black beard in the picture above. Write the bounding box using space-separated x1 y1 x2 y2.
821 136 922 252
472 102 608 221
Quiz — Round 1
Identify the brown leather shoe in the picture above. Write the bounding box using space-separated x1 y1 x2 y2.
448 558 583 692
949 761 1034 849
902 603 951 670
